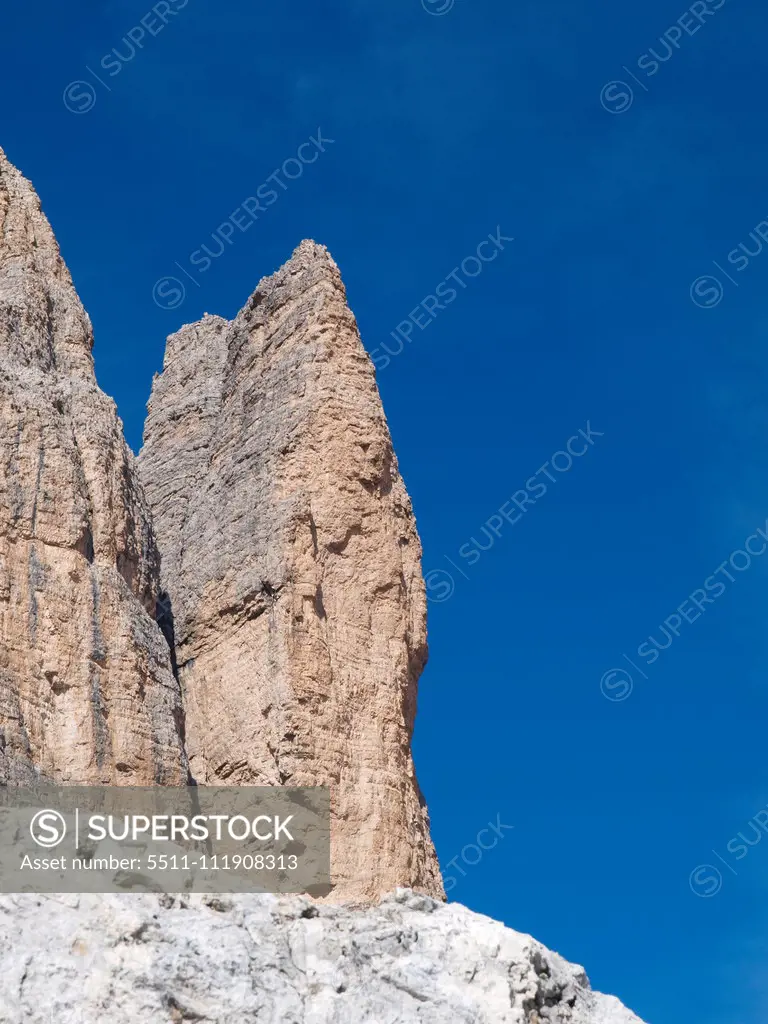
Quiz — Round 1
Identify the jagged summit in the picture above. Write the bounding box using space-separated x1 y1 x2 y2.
160 241 338 365
233 237 347 328
0 146 95 375
288 236 335 261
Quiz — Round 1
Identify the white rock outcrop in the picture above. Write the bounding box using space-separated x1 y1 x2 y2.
0 890 645 1024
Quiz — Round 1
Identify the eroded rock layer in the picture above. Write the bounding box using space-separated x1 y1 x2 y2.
0 148 187 785
139 242 443 900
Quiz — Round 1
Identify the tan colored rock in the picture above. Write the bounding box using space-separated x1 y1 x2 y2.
139 241 444 900
0 146 187 785
0 144 440 899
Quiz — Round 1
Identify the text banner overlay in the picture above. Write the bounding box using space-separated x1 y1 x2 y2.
0 786 330 895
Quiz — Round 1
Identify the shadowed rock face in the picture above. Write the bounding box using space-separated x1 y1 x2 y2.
0 147 187 785
139 241 444 901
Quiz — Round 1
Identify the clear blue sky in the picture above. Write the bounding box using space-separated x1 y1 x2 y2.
3 1 767 1020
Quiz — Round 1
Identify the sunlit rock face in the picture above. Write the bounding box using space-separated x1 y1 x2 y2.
139 241 443 901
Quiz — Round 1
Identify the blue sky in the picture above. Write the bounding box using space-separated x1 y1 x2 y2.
2 0 767 1020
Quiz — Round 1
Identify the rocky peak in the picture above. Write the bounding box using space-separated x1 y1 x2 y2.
0 147 95 377
139 238 442 902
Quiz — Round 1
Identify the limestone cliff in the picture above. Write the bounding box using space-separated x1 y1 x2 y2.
138 242 443 901
0 146 187 785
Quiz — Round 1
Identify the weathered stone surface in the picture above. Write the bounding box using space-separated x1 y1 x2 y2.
0 889 646 1024
0 146 187 785
139 241 442 901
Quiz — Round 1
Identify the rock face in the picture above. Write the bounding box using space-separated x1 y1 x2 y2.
0 143 439 897
0 147 187 785
0 889 646 1024
138 242 442 902
0 149 646 1024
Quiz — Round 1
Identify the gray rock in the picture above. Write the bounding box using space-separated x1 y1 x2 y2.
0 890 646 1024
